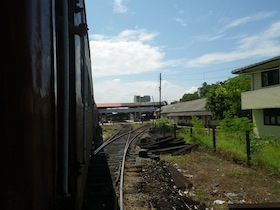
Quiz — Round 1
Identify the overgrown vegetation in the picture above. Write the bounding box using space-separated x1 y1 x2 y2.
205 74 251 119
158 73 280 175
219 114 254 132
172 75 251 120
177 117 280 176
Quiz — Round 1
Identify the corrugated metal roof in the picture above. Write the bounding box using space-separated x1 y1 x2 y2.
167 111 212 117
161 98 211 115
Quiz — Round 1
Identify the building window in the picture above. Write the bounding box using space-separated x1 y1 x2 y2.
263 108 280 125
261 68 279 87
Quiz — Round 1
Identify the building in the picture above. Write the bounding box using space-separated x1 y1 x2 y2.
160 98 215 126
232 56 280 138
97 101 165 122
134 95 151 102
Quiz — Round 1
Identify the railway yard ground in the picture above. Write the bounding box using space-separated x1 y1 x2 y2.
100 122 280 209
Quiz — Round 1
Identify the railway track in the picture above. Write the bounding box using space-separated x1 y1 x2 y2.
84 123 150 210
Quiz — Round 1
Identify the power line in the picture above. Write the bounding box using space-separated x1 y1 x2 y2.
165 65 241 77
167 75 231 81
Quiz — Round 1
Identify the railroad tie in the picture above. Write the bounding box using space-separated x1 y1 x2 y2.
166 165 193 190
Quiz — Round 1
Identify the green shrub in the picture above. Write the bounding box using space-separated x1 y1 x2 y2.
220 115 254 132
177 127 280 175
156 117 172 132
156 117 169 127
192 116 204 128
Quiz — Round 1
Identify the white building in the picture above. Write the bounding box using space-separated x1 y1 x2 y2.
232 56 280 138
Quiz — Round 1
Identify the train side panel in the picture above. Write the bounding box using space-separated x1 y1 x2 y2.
1 0 97 209
70 1 95 209
1 1 56 209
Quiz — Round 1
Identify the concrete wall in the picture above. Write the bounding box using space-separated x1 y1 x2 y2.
241 85 280 109
253 109 280 139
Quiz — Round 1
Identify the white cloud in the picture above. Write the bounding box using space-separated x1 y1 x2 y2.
224 11 277 30
175 18 188 27
93 79 196 103
186 21 280 67
90 29 165 77
196 34 224 42
113 0 128 13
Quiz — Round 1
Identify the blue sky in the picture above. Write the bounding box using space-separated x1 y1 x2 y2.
85 0 280 103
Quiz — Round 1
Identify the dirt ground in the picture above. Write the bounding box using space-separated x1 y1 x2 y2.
103 123 280 209
160 149 280 209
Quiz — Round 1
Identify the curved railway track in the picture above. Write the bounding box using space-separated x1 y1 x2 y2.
84 123 150 210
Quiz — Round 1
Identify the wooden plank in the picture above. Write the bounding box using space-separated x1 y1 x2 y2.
156 135 172 141
166 165 192 190
141 136 174 148
149 145 187 154
172 143 198 156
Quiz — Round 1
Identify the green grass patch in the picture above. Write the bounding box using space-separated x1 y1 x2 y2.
160 154 190 165
101 124 121 140
269 185 280 195
178 127 280 176
225 169 251 178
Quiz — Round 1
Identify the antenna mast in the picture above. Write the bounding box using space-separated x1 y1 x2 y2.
159 73 161 118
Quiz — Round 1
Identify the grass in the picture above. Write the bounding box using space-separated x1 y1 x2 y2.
177 127 280 176
225 169 251 178
252 145 280 174
269 185 280 195
101 123 121 140
161 154 191 165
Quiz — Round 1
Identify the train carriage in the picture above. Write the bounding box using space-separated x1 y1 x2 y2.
1 0 98 209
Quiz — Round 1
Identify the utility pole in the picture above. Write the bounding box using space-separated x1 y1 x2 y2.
159 73 162 118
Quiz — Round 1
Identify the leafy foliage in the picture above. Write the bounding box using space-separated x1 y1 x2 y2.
156 117 170 127
251 134 280 154
179 82 220 102
180 92 199 102
206 75 251 119
170 100 179 104
192 116 204 129
206 85 230 119
156 117 176 133
219 115 254 132
198 82 220 98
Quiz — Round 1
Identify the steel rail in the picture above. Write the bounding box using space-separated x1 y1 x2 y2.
104 124 126 142
93 123 150 155
119 125 150 210
93 130 130 155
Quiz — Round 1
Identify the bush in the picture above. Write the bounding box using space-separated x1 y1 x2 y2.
192 116 204 129
156 117 170 127
191 116 206 138
156 117 172 133
220 115 254 132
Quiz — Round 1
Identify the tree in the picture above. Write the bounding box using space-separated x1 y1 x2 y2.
170 100 179 104
180 92 199 102
198 82 220 98
206 75 251 119
223 75 251 117
206 85 230 119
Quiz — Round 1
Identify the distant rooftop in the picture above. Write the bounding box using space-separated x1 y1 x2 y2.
160 98 212 117
231 56 280 74
96 101 165 109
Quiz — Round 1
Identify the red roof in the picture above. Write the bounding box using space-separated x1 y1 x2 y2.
96 103 121 108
